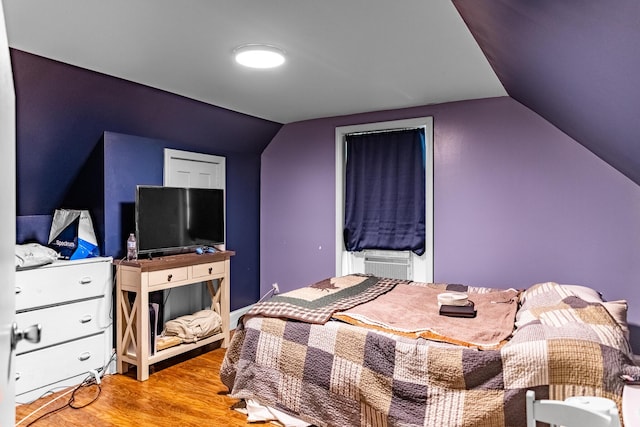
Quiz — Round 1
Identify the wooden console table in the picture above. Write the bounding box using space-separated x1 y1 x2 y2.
114 250 234 381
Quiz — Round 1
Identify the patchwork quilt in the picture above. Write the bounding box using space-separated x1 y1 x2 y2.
221 281 638 427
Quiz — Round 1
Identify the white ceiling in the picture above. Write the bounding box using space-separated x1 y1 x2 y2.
4 0 506 124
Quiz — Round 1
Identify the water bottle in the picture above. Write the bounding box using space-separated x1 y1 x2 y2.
127 233 137 261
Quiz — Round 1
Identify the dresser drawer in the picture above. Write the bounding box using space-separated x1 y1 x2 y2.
16 259 111 311
15 297 107 354
147 267 189 287
192 261 225 279
15 333 106 396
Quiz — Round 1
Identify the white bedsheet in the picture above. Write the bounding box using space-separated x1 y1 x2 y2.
245 399 310 427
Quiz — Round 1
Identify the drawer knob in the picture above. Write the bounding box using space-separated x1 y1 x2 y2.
208 267 213 274
15 372 21 381
79 277 93 285
80 315 93 324
15 286 22 294
78 352 92 361
167 274 173 281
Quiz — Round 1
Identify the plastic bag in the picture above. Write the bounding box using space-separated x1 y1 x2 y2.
48 209 100 260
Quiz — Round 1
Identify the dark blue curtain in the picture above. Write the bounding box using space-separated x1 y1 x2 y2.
343 128 426 255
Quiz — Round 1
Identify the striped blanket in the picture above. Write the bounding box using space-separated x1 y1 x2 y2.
221 281 638 427
243 274 405 324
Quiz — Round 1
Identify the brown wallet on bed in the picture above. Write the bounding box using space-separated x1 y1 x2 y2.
439 301 476 318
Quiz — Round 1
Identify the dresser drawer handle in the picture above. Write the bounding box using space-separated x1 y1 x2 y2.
208 267 213 274
15 286 22 294
15 372 21 381
78 352 92 361
167 274 173 281
79 277 93 285
80 315 93 324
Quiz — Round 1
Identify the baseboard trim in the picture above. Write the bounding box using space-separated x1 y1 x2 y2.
230 304 253 330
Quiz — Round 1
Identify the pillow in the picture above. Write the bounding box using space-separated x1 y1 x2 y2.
15 243 59 269
602 300 630 340
560 284 629 340
560 284 604 303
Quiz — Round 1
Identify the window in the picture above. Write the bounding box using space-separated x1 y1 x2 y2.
344 128 426 254
335 117 434 282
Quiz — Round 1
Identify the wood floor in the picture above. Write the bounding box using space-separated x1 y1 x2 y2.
15 344 259 427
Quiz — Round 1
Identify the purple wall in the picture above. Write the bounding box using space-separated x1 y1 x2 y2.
261 120 337 291
102 132 165 258
261 97 640 334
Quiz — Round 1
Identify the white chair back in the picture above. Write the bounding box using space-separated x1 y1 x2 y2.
526 390 621 427
622 384 640 426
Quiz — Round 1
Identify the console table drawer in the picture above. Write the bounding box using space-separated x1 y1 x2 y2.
15 333 105 396
192 261 225 279
147 267 189 287
15 260 110 311
15 297 106 354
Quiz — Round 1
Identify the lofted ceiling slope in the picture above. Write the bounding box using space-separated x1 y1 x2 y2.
454 0 640 186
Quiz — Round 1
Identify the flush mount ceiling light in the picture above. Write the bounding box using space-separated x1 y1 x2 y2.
234 44 286 69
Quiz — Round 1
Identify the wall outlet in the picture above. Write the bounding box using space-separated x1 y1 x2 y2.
272 283 279 294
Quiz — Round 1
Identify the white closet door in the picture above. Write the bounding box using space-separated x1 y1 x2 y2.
164 148 225 190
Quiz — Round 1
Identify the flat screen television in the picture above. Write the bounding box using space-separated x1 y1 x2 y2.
135 185 225 256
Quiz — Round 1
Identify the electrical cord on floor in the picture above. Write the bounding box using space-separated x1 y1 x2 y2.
25 380 101 426
15 376 101 426
15 387 75 426
16 351 116 426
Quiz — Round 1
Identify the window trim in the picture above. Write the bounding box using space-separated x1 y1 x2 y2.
335 117 434 282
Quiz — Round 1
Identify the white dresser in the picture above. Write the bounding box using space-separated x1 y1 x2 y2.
14 257 113 403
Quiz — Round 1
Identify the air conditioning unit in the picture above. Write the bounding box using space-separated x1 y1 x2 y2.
364 250 412 280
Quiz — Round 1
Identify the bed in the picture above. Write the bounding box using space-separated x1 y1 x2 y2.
220 275 638 427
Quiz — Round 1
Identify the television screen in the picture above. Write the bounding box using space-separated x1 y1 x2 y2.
135 186 225 256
